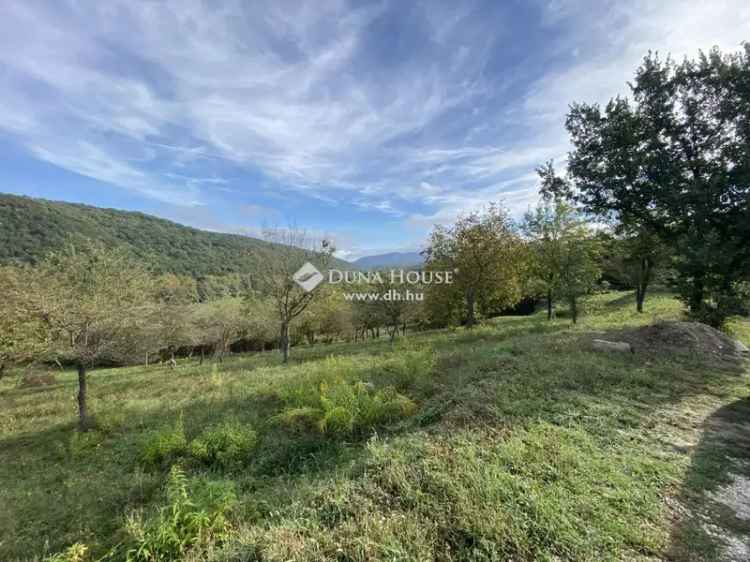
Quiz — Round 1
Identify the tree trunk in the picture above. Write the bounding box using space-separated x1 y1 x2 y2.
389 323 398 344
77 363 89 431
689 277 704 313
200 348 205 365
0 362 4 380
280 321 290 363
635 257 651 313
547 288 553 320
466 288 477 328
569 295 578 324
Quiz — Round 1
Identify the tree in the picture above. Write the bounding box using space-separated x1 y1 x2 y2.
154 274 199 364
617 226 666 313
424 204 527 327
566 45 750 326
259 228 334 363
557 224 601 324
296 286 352 345
522 199 567 320
523 195 600 323
0 266 45 378
21 245 155 430
191 298 248 362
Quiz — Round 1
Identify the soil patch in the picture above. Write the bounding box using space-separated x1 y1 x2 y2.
619 321 749 358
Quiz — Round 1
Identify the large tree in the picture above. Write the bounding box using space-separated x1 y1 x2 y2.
565 45 750 325
424 204 527 327
21 245 156 430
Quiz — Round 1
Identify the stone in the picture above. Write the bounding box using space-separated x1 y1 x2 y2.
592 339 633 353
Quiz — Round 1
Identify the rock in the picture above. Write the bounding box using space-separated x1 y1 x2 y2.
734 339 749 354
592 339 633 353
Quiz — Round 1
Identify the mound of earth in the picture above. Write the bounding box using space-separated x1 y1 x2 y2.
620 322 749 357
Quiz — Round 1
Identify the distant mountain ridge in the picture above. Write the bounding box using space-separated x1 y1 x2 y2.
0 193 348 279
353 251 424 269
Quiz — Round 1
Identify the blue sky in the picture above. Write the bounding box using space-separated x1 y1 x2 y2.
0 1 747 260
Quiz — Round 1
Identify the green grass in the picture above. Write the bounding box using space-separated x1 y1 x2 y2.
0 291 748 561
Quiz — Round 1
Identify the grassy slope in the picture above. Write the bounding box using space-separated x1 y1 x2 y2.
1 291 748 561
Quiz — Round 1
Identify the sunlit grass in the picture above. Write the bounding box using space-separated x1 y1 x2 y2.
0 291 748 561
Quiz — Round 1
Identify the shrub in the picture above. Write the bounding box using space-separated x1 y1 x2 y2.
382 345 436 389
189 421 257 469
276 379 417 436
140 418 188 468
125 466 236 561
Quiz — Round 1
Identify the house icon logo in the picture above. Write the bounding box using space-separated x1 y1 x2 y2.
292 262 324 292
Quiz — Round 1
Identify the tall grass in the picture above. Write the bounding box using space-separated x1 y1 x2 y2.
2 292 748 561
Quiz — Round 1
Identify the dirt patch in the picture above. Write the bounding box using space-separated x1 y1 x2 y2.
709 473 750 522
619 322 749 358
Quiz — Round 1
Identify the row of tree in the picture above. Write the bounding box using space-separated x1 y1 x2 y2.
4 45 747 431
0 208 612 430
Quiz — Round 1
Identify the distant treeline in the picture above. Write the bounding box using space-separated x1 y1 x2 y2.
0 194 350 299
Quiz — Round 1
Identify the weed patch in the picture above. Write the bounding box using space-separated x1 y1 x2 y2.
124 466 236 561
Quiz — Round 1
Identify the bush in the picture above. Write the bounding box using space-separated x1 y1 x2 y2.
190 421 257 469
125 466 236 561
276 379 417 436
140 418 188 468
381 345 436 389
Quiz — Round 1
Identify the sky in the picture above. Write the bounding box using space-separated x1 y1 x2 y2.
0 1 748 260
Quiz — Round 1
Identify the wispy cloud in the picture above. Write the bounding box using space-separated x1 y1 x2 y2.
0 0 746 254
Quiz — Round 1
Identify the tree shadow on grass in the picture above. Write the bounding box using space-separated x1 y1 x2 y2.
666 397 750 561
0 357 418 559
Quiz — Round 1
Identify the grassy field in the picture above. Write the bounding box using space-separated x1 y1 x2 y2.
1 291 749 561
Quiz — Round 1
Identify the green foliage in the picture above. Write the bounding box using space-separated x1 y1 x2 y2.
0 266 46 368
381 343 436 389
2 291 748 561
0 194 349 280
523 196 601 323
276 378 417 435
189 421 257 469
566 45 750 325
125 466 236 561
424 203 528 327
43 543 89 562
140 418 188 468
141 418 257 470
23 243 158 367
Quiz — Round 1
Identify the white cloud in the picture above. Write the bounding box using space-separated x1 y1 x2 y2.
0 0 746 245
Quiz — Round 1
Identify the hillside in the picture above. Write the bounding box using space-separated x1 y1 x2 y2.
0 193 348 279
353 251 424 269
1 292 748 561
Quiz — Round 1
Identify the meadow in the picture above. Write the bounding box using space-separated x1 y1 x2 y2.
1 291 748 561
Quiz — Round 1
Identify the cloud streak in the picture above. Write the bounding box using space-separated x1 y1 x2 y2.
0 0 747 252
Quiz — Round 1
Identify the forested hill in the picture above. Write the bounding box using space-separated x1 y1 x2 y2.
0 193 348 279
